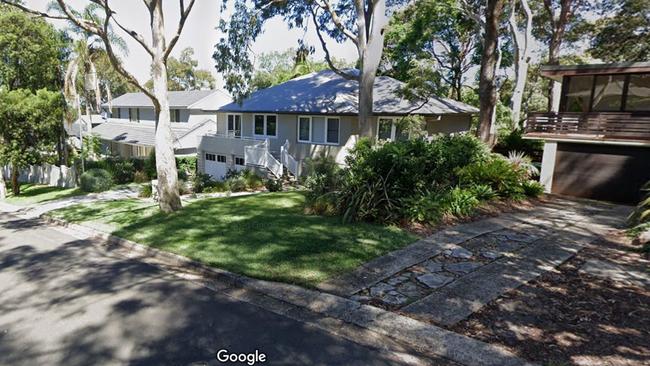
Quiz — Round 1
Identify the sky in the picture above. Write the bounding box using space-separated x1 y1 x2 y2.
24 0 359 88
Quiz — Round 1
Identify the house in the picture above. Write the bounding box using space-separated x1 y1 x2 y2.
93 90 232 158
524 62 650 204
197 69 478 180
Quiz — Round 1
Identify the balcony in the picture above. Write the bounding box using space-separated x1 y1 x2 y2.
525 112 650 143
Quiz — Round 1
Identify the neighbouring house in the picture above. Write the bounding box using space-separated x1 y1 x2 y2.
93 90 232 158
524 62 650 204
197 69 478 180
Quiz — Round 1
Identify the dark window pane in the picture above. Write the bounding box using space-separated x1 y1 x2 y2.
266 115 277 136
326 118 339 143
626 74 650 111
378 119 393 140
565 76 593 112
593 75 625 111
254 115 265 134
299 117 310 141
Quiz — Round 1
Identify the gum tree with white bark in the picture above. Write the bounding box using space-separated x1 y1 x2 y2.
3 0 197 212
508 0 533 128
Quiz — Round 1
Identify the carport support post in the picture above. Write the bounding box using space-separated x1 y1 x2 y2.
539 141 557 193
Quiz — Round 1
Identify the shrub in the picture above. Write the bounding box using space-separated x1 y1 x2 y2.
305 193 338 215
133 171 149 183
227 177 247 192
494 129 543 159
192 172 214 193
144 150 157 179
204 181 229 193
469 184 496 201
264 178 283 192
304 155 341 198
242 169 264 190
111 158 135 184
456 154 527 199
506 151 539 178
139 183 152 198
522 180 545 197
400 187 480 224
176 156 197 180
80 168 113 192
441 186 480 218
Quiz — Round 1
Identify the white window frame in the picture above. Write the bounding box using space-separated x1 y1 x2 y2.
297 115 312 143
325 117 340 145
234 156 245 166
253 114 278 138
376 117 407 141
205 153 216 161
227 114 242 138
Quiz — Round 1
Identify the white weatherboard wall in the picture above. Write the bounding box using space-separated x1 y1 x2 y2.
539 141 558 193
2 164 77 188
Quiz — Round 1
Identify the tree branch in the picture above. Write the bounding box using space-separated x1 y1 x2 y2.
310 7 357 81
164 0 196 61
0 1 69 20
111 13 154 57
314 0 358 43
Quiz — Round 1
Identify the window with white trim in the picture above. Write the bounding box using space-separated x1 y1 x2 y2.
326 118 340 144
235 156 245 166
217 154 227 163
205 153 216 161
227 114 241 137
377 117 408 141
298 116 311 142
253 114 277 137
170 109 181 123
129 108 139 122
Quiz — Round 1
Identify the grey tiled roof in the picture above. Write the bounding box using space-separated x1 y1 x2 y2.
219 70 479 115
106 90 216 108
91 121 189 146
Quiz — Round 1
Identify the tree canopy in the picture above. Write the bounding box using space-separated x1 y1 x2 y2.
588 0 650 62
145 47 216 91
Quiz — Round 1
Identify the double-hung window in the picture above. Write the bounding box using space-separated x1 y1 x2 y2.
298 116 312 142
170 109 181 123
326 118 340 144
253 115 277 137
227 114 241 138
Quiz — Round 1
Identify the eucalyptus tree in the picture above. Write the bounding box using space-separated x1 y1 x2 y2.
4 0 198 213
589 0 650 62
215 0 394 137
508 0 533 128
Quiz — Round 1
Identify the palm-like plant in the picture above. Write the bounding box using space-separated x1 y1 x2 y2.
506 150 540 179
629 181 650 228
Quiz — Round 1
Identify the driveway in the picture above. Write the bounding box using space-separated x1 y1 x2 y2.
0 212 439 366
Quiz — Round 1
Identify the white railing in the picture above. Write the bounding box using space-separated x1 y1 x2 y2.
244 139 269 167
265 152 283 178
281 140 299 177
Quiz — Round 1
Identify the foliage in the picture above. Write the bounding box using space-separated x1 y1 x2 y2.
192 172 215 193
0 89 65 194
204 181 229 193
628 181 650 229
86 156 145 184
304 155 341 200
381 0 480 101
506 151 540 178
522 180 545 197
264 178 284 193
494 129 543 160
456 154 528 198
400 186 480 224
144 47 215 91
176 156 197 180
227 176 247 192
588 0 650 62
0 7 66 91
144 150 157 179
79 168 113 192
139 183 152 198
177 179 191 195
133 171 149 183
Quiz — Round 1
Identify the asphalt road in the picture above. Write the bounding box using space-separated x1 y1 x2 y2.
0 212 433 366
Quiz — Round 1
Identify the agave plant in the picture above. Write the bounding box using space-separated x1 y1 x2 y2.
506 151 540 178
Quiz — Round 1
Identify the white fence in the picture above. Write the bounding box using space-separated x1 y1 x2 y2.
2 163 77 188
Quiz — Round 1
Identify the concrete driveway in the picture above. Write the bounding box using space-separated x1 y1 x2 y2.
0 212 438 366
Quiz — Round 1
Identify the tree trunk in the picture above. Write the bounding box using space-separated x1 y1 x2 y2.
90 60 102 113
0 175 6 200
509 0 533 128
150 0 182 212
477 0 505 146
11 163 19 196
355 0 387 138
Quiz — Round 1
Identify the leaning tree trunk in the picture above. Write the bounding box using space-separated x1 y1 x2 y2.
355 0 387 138
150 1 181 212
477 0 505 146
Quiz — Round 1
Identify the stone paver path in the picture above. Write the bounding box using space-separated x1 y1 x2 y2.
321 197 632 328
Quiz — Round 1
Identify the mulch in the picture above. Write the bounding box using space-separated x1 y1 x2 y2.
451 231 650 366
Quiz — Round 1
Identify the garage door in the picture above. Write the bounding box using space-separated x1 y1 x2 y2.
204 153 228 180
552 142 650 204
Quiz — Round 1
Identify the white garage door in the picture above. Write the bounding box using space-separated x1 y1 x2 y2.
204 153 228 180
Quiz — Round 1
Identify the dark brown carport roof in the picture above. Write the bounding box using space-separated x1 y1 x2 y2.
540 62 650 81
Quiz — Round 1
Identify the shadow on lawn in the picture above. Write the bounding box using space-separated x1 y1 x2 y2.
0 213 416 366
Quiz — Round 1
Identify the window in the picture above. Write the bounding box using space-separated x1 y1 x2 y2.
227 114 241 137
298 116 311 142
326 118 339 144
205 153 216 161
235 156 245 166
592 75 625 111
112 108 120 119
253 114 278 137
626 74 650 111
217 155 227 163
564 76 593 113
377 117 408 141
129 108 139 122
170 109 181 123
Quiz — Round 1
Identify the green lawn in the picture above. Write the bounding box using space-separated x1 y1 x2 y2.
4 183 85 205
49 192 417 286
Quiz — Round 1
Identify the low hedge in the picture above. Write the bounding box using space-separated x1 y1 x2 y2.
80 168 113 192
